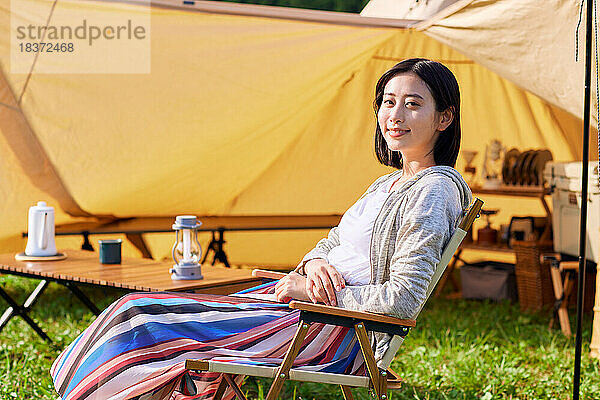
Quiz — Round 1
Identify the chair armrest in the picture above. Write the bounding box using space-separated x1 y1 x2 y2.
542 253 562 269
289 301 415 327
252 269 287 279
560 261 579 271
289 301 415 337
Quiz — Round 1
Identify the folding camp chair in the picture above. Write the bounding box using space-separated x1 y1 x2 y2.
544 254 597 336
186 198 483 400
548 257 578 336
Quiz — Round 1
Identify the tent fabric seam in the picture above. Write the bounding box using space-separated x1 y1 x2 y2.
0 101 21 113
413 0 476 31
17 0 58 105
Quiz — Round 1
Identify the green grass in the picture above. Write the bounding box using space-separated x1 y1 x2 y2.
0 274 598 399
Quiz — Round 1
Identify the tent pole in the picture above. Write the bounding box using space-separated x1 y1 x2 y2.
573 0 594 398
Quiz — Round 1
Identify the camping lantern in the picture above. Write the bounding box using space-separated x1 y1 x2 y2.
170 216 203 280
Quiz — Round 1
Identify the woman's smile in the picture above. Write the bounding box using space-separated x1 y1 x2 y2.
386 128 410 138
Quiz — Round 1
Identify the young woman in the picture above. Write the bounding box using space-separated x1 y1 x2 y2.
51 58 472 400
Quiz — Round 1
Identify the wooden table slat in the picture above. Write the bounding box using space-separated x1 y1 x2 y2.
0 250 261 293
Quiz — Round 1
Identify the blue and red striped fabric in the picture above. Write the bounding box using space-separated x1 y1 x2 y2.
51 283 365 399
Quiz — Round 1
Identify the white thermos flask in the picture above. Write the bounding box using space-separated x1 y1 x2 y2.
25 201 57 257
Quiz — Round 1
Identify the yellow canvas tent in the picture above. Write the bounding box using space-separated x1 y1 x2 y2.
0 0 594 266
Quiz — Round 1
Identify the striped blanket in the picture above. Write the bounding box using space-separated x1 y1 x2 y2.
51 282 365 400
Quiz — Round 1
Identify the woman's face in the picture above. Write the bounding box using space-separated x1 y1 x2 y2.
377 72 451 161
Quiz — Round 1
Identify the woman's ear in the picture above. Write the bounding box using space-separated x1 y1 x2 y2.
438 108 454 131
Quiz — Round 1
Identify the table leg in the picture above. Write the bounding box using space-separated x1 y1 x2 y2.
202 231 216 264
61 282 101 316
590 266 600 358
203 229 230 268
81 231 94 251
0 280 51 342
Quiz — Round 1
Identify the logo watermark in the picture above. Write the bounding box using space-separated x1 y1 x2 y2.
11 0 151 73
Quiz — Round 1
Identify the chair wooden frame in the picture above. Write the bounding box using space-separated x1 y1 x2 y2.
545 254 596 337
186 198 483 400
547 257 578 336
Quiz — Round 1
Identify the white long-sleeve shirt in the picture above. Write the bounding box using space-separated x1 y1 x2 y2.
327 177 397 286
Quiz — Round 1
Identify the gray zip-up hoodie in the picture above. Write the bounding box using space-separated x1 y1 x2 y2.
296 166 472 363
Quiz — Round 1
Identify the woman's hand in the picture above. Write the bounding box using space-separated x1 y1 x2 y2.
274 272 311 303
304 259 346 306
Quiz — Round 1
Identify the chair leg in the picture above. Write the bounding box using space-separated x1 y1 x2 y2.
559 273 575 336
557 306 572 336
550 265 563 330
380 370 387 398
213 375 228 400
386 368 403 390
340 385 354 400
550 264 574 336
354 322 385 400
223 373 247 400
265 321 311 400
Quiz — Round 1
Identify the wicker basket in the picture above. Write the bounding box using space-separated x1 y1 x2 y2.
513 240 554 312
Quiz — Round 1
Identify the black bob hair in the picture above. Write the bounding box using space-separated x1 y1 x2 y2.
373 58 461 169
